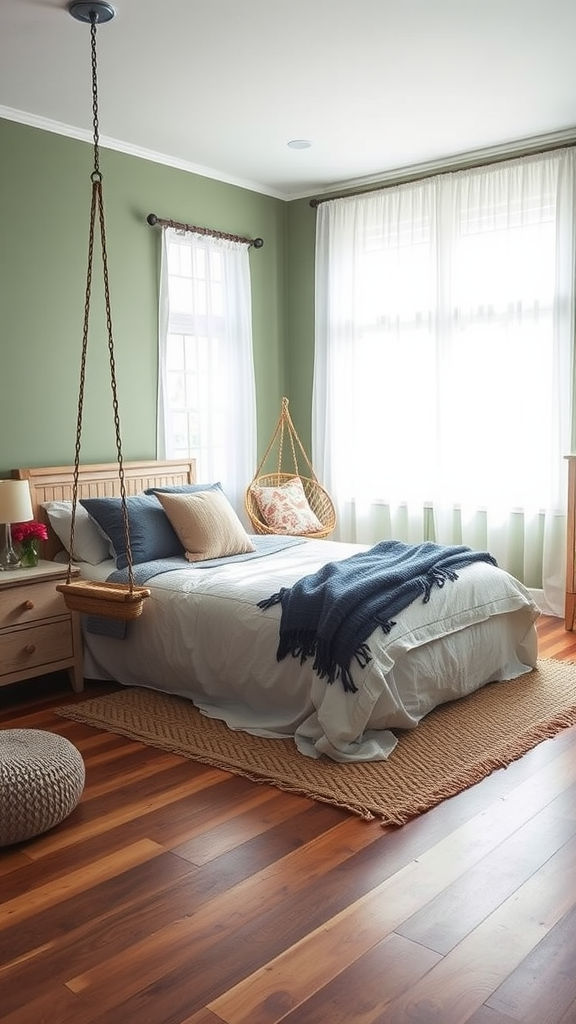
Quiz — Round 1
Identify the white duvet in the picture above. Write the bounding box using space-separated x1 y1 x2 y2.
79 539 540 762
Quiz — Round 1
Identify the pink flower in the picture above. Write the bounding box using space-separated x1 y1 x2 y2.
12 520 49 544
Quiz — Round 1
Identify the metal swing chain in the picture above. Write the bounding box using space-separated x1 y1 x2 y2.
68 11 135 589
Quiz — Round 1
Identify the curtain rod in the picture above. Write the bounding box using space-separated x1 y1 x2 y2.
146 213 264 248
308 135 576 207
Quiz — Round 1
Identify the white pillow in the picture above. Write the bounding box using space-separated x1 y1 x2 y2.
155 489 256 562
42 500 112 565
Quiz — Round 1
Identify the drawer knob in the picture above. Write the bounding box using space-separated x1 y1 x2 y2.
23 600 35 611
25 644 36 655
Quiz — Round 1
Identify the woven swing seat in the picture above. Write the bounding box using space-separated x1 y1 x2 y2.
56 580 151 620
245 399 336 539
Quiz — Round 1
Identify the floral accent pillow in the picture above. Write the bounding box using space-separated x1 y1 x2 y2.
251 477 322 535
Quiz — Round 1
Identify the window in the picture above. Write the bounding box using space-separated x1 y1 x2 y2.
158 227 256 513
313 149 576 614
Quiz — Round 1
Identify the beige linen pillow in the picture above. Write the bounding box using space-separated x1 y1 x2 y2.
156 489 255 562
251 476 322 535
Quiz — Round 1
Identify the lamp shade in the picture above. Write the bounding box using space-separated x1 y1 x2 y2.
0 480 34 525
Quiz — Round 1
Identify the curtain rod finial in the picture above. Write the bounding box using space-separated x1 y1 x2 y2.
252 237 264 248
146 213 158 226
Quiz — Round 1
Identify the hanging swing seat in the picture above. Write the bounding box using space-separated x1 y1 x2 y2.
56 580 151 620
245 398 336 539
56 6 152 625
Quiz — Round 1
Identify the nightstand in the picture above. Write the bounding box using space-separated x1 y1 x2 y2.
0 561 83 692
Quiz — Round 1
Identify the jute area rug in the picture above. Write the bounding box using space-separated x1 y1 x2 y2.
55 658 576 826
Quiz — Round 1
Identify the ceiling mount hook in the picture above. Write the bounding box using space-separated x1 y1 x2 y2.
68 1 116 24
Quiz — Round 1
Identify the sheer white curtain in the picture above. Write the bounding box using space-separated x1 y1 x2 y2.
157 226 257 516
313 149 576 616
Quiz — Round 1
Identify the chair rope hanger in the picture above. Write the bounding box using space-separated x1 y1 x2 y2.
245 397 336 539
56 1 150 620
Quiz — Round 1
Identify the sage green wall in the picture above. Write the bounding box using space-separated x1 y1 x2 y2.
284 197 317 458
0 117 287 475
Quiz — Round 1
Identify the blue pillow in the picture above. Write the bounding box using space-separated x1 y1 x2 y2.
143 481 223 495
80 494 184 569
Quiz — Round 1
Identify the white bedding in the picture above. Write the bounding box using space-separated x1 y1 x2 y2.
78 540 540 762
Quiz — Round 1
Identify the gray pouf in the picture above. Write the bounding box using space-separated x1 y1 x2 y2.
0 729 85 846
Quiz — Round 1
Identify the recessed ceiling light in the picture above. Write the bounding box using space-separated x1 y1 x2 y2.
287 139 312 150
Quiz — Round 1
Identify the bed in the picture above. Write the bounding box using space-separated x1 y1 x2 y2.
14 460 541 763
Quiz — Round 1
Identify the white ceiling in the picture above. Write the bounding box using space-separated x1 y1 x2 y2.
1 0 576 201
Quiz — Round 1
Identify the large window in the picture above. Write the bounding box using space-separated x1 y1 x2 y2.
313 149 576 614
157 227 256 514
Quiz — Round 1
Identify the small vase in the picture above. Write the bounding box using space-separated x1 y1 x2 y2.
20 540 39 568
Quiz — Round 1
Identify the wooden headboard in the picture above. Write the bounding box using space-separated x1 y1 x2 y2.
12 459 197 561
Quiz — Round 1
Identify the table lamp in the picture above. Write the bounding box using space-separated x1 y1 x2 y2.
0 480 34 570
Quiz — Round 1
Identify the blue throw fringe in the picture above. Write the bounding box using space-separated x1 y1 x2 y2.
258 541 498 693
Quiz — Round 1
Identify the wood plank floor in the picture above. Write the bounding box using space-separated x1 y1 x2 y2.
1 615 576 1024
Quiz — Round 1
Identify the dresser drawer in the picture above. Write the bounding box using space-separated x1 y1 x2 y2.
0 619 74 676
0 579 67 628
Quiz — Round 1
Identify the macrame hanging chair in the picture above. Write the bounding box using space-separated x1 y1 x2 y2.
56 2 150 621
245 397 336 539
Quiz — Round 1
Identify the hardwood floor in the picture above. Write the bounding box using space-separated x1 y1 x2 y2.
2 615 576 1024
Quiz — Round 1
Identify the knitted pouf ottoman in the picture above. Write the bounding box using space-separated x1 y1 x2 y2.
0 729 85 846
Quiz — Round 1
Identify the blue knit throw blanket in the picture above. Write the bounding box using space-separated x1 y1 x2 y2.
257 541 498 693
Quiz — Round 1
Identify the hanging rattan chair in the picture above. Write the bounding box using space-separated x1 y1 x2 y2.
245 398 336 539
